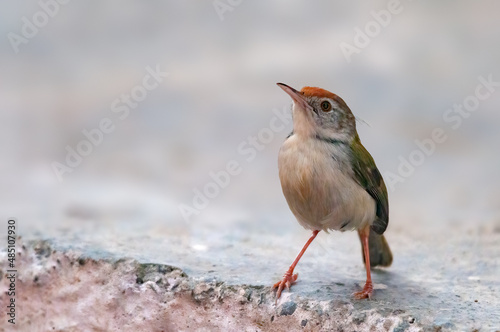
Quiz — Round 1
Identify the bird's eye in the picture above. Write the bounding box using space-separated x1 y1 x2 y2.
320 101 332 112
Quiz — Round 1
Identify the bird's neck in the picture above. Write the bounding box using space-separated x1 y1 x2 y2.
292 105 316 138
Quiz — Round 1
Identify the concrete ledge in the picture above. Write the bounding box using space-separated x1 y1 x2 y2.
2 234 497 331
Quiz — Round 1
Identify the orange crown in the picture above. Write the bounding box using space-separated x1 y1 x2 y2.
300 86 338 100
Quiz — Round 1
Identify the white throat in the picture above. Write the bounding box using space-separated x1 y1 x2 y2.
292 103 316 137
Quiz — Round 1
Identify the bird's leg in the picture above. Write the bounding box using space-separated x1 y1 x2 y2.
354 225 373 299
272 230 320 300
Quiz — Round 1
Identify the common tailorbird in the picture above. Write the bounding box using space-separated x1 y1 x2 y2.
273 83 393 300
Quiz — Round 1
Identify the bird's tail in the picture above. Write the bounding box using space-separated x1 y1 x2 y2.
361 229 393 267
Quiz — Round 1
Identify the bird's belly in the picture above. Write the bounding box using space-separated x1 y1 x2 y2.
278 142 375 232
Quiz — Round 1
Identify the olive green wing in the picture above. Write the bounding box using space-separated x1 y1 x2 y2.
350 137 389 234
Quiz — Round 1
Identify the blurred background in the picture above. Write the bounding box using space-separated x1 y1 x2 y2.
1 1 500 252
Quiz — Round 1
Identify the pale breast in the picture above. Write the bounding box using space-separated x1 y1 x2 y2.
278 135 376 232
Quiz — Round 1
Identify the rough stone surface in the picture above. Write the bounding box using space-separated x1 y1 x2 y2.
1 222 499 331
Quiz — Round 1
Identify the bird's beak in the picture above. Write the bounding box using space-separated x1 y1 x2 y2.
277 83 313 113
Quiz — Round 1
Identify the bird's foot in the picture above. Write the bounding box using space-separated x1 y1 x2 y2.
272 269 298 301
353 281 373 300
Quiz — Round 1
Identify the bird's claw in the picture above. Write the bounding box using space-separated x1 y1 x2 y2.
353 281 373 299
272 270 298 301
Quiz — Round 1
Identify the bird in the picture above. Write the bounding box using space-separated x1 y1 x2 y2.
272 83 393 300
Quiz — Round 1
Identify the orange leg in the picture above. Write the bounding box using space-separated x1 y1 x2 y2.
272 230 320 300
354 226 373 299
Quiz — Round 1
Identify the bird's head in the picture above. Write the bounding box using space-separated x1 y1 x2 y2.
277 83 357 142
